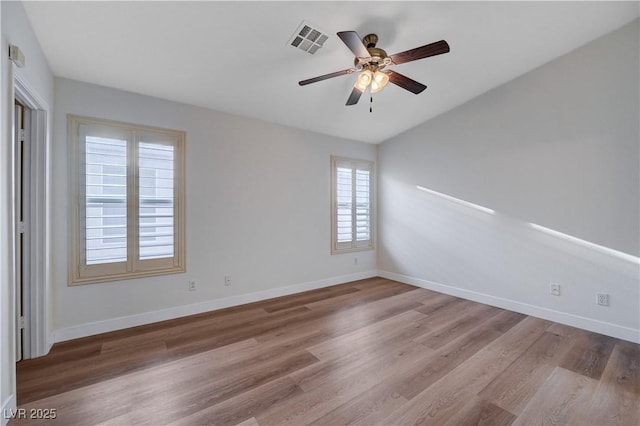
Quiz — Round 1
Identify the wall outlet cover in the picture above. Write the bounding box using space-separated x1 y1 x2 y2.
596 292 609 306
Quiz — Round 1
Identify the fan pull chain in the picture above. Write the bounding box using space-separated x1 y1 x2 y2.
370 96 373 113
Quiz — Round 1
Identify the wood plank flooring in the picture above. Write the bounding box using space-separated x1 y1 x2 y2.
13 277 640 425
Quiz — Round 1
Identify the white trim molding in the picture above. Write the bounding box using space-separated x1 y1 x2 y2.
54 270 378 342
14 73 52 358
378 270 640 344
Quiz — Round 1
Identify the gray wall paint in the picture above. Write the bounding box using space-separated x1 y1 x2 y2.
378 20 639 337
52 78 376 331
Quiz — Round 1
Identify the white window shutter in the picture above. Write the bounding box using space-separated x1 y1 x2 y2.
84 135 128 264
138 142 175 260
331 156 374 254
70 116 185 285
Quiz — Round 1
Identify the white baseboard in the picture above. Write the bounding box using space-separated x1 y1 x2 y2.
54 270 378 343
1 394 16 426
45 332 54 356
379 270 640 344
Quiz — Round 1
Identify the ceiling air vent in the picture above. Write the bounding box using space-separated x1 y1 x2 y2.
288 21 329 54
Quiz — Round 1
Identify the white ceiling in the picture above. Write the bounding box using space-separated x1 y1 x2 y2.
22 1 639 144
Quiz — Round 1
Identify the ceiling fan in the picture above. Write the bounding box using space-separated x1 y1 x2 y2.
299 31 450 107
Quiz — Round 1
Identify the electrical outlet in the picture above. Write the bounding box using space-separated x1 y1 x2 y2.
596 292 609 306
549 283 561 296
224 275 232 286
188 280 197 291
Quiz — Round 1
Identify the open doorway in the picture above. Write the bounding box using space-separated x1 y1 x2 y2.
14 100 31 361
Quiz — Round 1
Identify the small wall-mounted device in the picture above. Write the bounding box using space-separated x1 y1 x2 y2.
9 45 26 68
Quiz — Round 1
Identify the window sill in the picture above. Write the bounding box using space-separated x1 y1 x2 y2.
69 265 186 286
331 245 375 255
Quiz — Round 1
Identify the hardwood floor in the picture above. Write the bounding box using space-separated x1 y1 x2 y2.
13 278 640 425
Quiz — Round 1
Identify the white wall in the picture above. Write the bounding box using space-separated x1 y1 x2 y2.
52 78 377 339
1 1 54 422
378 20 640 342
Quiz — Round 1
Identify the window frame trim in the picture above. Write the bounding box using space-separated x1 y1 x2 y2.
330 155 375 255
68 115 186 285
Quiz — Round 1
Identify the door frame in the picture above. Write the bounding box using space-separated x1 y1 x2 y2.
14 100 27 361
14 72 51 358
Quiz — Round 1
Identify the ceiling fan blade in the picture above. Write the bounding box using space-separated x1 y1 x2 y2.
299 69 353 86
389 40 450 65
387 71 427 94
346 87 364 105
337 31 370 58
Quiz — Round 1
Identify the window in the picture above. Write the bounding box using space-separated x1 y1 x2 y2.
331 156 374 254
69 115 185 284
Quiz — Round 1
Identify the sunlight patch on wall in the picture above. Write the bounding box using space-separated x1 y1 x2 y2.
416 185 495 215
529 222 640 264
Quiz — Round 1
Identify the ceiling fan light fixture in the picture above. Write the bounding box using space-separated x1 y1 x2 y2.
354 69 373 91
300 30 450 106
371 71 389 93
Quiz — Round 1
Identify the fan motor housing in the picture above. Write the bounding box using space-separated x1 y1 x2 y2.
354 47 388 66
353 34 388 67
368 47 388 61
